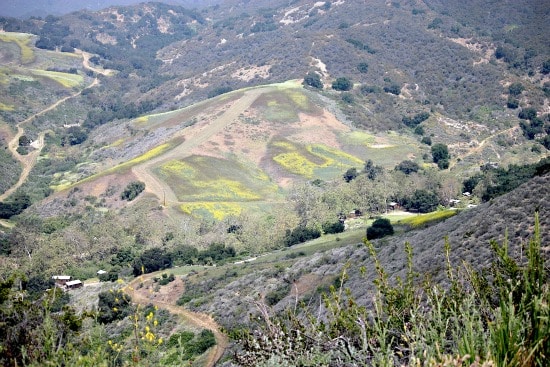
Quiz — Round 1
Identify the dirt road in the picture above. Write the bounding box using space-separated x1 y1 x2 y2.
0 52 103 202
124 273 228 367
132 87 266 205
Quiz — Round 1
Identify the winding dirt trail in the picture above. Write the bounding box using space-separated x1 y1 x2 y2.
132 87 266 205
124 273 228 367
449 125 519 169
1 51 104 202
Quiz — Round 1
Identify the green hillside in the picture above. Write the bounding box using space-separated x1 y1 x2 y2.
0 1 549 365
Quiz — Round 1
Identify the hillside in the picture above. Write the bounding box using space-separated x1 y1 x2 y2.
0 1 549 365
173 173 549 328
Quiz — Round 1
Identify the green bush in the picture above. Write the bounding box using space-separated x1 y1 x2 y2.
331 77 352 91
366 217 394 240
284 226 321 246
302 72 323 89
236 216 549 366
121 181 145 201
322 220 345 234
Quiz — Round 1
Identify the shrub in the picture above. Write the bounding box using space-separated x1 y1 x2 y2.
384 83 401 95
402 112 430 127
121 181 145 201
302 72 323 89
507 97 519 109
366 218 394 240
404 189 439 213
331 77 352 91
357 62 369 73
97 290 132 324
322 220 345 234
395 160 420 174
508 82 524 96
208 86 233 98
265 283 291 306
236 216 549 366
284 226 321 246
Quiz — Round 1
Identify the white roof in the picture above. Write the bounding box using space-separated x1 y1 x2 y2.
97 270 107 274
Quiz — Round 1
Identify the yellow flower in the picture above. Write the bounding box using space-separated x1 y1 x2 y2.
157 338 163 345
153 319 158 327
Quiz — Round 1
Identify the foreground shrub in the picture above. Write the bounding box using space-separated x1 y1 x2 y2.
235 214 549 366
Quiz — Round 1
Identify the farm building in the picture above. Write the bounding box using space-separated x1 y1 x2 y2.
65 280 83 290
52 275 71 287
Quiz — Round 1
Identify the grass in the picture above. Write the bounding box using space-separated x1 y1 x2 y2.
31 69 84 88
51 142 175 191
0 32 35 64
340 130 424 168
0 102 15 111
253 87 320 123
179 201 244 220
396 209 458 228
156 155 280 202
271 140 363 179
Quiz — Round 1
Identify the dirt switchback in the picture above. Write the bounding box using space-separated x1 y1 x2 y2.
124 272 228 367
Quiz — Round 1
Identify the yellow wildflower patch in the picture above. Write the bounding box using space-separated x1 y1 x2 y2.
160 160 196 180
0 32 35 64
192 179 261 201
0 102 15 111
180 201 243 220
286 90 309 109
398 210 457 228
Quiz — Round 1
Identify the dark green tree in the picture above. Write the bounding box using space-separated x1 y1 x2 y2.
395 160 420 175
357 62 369 73
404 189 439 213
332 77 352 91
303 72 323 89
366 218 394 240
121 181 145 201
431 143 450 168
343 167 358 182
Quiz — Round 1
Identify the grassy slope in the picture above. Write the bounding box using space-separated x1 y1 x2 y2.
169 174 549 329
60 82 428 220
